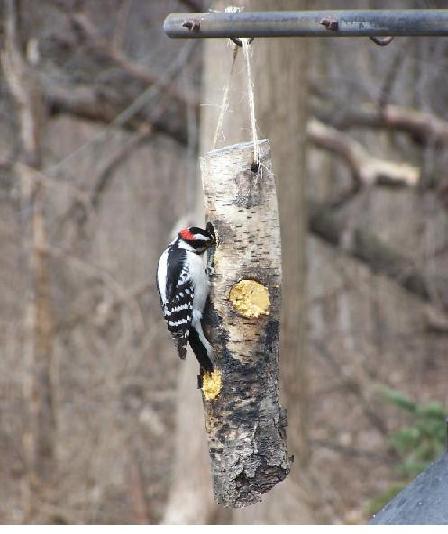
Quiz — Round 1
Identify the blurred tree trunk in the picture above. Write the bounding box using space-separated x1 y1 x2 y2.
3 0 56 521
164 0 315 524
161 356 225 524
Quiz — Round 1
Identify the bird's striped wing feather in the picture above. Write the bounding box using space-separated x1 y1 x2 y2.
162 249 194 360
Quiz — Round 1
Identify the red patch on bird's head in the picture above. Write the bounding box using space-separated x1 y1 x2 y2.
179 228 194 241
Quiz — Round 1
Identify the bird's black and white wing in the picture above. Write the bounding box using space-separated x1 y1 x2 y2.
157 245 194 360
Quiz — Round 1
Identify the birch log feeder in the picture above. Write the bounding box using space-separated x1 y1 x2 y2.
200 139 290 507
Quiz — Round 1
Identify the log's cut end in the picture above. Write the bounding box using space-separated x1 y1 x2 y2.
229 279 270 318
202 370 222 401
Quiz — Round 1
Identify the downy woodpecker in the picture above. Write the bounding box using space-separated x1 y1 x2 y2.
157 226 215 380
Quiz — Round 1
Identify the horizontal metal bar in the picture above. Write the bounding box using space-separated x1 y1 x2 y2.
164 10 448 39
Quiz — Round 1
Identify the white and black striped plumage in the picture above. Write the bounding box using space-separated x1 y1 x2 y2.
157 226 215 375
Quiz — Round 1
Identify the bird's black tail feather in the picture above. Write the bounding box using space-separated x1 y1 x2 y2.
188 326 214 373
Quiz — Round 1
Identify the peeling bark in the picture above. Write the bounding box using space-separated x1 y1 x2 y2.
200 139 290 508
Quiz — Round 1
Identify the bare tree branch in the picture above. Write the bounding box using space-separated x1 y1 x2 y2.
308 201 448 311
316 104 448 146
424 305 448 335
45 82 188 144
70 13 198 112
311 339 388 436
90 127 152 208
54 126 152 242
308 119 420 187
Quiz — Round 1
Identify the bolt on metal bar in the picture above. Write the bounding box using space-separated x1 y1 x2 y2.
164 10 448 39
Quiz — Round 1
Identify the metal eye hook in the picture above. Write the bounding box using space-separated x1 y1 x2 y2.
230 36 254 47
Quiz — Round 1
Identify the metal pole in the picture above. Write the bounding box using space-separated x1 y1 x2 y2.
164 10 448 39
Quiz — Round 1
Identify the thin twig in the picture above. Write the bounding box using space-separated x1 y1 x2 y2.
71 13 198 110
45 40 197 177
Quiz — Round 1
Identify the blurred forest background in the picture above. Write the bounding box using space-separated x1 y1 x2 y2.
0 0 447 525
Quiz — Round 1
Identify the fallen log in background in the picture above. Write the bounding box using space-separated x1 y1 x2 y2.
200 139 290 508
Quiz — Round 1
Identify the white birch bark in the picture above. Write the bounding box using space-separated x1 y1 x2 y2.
200 139 290 507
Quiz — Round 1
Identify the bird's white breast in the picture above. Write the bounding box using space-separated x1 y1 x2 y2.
187 251 208 317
